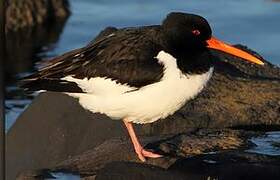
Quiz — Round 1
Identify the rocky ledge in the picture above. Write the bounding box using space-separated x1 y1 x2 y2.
7 44 280 179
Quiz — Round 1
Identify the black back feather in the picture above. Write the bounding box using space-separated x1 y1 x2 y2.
21 26 165 92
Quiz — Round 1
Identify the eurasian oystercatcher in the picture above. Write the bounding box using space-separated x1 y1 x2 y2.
21 12 264 162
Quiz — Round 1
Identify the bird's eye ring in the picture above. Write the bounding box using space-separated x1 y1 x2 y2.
192 29 201 36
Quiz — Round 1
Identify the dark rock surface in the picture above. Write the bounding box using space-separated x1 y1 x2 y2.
5 0 70 32
15 130 280 180
51 129 248 174
7 45 280 179
167 152 280 180
7 93 127 180
95 151 280 180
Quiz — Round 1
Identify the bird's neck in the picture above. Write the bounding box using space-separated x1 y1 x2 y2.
165 45 214 75
155 29 214 75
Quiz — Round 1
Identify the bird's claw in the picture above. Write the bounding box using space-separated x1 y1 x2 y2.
136 148 162 162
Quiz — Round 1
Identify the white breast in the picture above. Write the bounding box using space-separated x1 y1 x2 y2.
64 51 213 124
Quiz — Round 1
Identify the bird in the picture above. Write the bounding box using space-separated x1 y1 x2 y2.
21 12 264 162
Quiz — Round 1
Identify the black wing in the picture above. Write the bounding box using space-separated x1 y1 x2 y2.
20 26 164 93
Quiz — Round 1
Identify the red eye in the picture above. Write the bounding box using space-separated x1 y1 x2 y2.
192 29 201 36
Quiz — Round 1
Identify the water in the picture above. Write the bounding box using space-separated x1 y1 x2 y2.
247 131 280 156
5 0 280 132
46 173 80 180
54 0 280 64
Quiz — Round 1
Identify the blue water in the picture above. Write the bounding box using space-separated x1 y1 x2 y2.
247 131 280 156
52 0 280 65
46 173 80 180
5 0 280 133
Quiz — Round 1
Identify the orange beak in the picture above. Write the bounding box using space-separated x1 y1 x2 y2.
207 37 264 65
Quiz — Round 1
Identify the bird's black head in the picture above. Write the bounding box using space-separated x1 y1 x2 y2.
162 12 213 73
162 12 212 53
161 12 264 74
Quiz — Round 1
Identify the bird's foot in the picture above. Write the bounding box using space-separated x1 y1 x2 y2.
122 120 162 162
136 148 162 162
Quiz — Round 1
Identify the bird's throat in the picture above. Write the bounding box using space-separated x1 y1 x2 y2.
174 48 214 75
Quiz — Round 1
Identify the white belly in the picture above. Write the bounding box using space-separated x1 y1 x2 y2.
64 51 213 124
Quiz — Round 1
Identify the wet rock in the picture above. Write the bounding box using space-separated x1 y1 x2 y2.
5 0 70 32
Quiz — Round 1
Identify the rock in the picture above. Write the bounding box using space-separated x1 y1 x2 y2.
5 0 70 32
7 44 280 179
47 129 252 174
95 162 186 180
15 130 280 179
15 169 55 180
167 152 280 180
95 151 280 180
7 93 128 180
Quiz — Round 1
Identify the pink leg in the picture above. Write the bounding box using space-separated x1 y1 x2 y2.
123 120 162 162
